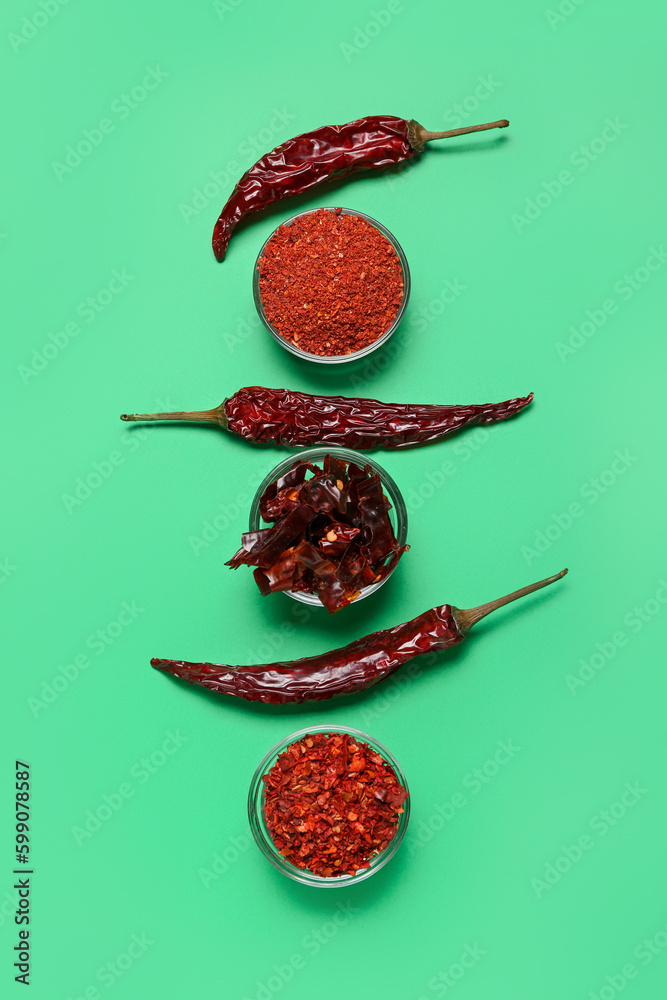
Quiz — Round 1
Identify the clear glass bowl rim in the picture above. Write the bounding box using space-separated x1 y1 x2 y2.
252 206 411 365
248 446 408 607
247 725 411 888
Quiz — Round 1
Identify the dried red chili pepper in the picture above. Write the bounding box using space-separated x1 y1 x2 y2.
257 208 404 356
263 732 407 878
226 454 408 612
151 569 567 705
121 386 532 450
211 115 509 261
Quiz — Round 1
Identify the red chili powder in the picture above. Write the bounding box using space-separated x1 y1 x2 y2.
257 208 404 357
262 731 408 878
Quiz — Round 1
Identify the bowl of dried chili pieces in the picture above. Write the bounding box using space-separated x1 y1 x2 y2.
253 207 410 363
248 727 410 886
227 447 408 613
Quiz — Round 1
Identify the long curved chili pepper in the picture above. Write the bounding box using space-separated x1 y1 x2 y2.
151 569 567 705
121 386 532 450
211 115 509 261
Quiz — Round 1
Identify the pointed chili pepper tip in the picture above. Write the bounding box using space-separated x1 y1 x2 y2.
151 658 175 672
513 391 534 410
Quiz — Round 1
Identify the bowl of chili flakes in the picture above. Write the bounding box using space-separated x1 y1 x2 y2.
248 727 410 886
253 207 410 363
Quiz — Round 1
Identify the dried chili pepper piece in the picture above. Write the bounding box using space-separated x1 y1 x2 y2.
259 487 302 522
291 541 351 614
298 475 346 514
356 470 394 565
211 115 509 261
318 523 361 557
323 454 345 478
253 549 296 595
227 504 316 570
151 569 567 705
259 460 315 520
226 455 407 613
262 732 408 878
121 386 533 451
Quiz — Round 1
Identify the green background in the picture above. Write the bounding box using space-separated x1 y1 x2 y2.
3 0 667 997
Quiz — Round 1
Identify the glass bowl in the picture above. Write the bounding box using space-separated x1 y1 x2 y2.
248 726 410 887
252 207 411 364
248 446 408 607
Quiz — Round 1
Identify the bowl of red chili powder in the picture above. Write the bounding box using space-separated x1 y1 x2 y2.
248 727 410 886
253 207 410 363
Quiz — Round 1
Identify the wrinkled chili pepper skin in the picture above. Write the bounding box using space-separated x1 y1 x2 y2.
224 386 533 450
212 116 416 261
151 604 463 705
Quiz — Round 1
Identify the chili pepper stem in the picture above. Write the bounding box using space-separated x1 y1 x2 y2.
453 569 567 634
408 118 509 151
120 403 228 429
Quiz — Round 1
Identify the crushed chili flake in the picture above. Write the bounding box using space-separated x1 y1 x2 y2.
226 454 408 613
258 208 404 357
263 732 408 878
